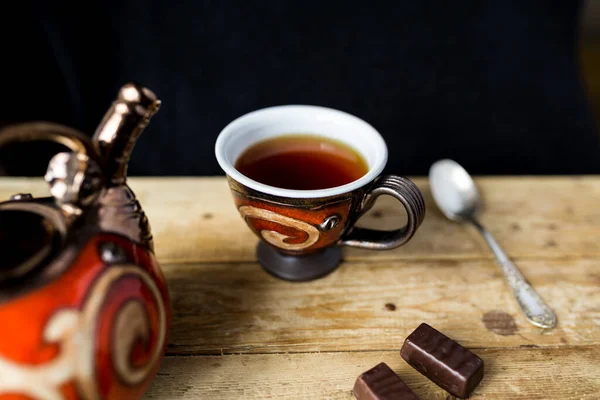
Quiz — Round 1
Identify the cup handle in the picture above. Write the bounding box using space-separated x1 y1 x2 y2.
338 175 426 249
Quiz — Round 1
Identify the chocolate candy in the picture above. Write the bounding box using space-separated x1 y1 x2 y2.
353 362 420 400
400 323 484 398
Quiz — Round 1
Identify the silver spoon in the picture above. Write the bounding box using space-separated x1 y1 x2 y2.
428 159 557 329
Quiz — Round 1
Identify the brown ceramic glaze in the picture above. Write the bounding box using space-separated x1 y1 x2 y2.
229 174 425 257
228 177 362 256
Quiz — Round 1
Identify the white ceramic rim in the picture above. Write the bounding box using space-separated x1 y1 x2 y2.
215 105 388 199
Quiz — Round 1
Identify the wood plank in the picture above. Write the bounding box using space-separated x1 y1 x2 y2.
164 258 600 355
144 346 600 399
2 176 599 264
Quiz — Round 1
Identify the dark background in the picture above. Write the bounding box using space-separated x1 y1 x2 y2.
2 0 600 177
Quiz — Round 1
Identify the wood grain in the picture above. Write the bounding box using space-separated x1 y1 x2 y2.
1 176 599 264
3 177 599 399
145 346 600 399
164 258 600 355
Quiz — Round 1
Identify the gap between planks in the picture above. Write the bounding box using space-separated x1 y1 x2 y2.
145 346 600 400
164 343 600 357
160 253 600 266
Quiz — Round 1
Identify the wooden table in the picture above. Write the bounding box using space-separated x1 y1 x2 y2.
2 176 599 399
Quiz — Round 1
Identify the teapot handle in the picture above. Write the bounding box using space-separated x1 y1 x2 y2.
0 121 99 162
0 122 105 210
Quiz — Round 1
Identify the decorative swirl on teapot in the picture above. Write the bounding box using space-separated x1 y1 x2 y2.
113 297 165 386
0 264 167 400
238 205 320 250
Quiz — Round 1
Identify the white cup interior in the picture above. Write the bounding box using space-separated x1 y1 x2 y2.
215 105 388 198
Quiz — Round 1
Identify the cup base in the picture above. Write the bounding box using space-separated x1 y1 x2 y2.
256 242 342 282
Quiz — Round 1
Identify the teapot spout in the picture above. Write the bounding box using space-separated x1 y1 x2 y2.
93 83 161 185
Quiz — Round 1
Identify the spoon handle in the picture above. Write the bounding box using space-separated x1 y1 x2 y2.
471 220 557 329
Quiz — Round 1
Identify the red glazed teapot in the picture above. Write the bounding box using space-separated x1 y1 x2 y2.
0 84 170 399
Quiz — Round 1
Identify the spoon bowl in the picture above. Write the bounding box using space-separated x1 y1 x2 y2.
429 159 480 222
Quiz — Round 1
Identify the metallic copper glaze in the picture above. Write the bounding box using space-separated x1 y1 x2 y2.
93 83 161 185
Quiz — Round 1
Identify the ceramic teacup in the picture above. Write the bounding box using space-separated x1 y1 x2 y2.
215 105 425 281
